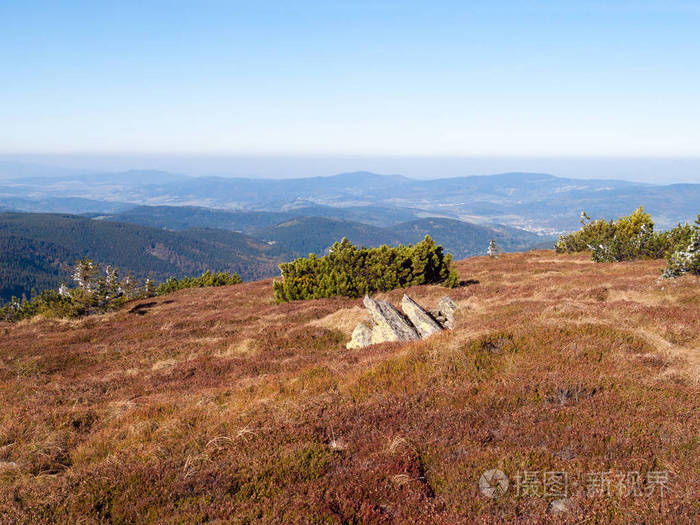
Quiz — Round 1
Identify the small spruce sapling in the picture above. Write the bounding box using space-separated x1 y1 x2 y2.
487 239 499 257
143 275 156 298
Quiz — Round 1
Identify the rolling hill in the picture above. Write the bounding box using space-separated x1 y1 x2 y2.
389 218 548 256
251 217 402 256
252 216 549 259
0 196 132 215
93 206 298 232
99 205 550 258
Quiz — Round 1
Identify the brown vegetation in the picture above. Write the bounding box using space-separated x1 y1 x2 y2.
0 252 698 523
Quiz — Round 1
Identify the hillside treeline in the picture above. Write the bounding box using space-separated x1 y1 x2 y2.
0 259 242 322
0 212 283 301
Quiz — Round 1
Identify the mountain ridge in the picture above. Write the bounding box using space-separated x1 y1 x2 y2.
1 164 697 232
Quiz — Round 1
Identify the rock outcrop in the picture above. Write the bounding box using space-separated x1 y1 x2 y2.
401 294 442 338
346 294 457 349
437 296 458 329
362 295 420 342
346 322 373 349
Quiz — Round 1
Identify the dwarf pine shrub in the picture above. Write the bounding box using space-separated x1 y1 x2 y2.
155 270 242 295
273 235 459 303
663 215 700 278
556 207 696 263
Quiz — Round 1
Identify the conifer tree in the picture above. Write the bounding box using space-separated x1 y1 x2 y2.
143 275 156 297
73 257 99 291
120 273 138 300
69 258 100 315
487 239 498 257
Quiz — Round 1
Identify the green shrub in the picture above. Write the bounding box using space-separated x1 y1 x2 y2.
555 211 617 254
155 270 242 295
0 258 142 322
1 265 242 322
272 235 459 303
663 215 700 278
556 207 696 263
0 288 87 322
0 257 241 321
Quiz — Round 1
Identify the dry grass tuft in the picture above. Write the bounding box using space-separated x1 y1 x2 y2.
307 305 369 336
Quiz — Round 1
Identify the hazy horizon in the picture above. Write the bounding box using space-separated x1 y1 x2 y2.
1 154 699 184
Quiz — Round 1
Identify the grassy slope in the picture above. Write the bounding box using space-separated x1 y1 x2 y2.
0 252 698 523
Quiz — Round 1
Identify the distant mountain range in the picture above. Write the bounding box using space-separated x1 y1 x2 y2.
0 210 548 301
1 163 697 232
1 162 696 300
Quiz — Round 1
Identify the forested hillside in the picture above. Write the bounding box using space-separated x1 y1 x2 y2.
0 213 285 301
95 206 297 232
0 235 75 299
390 218 548 256
98 204 425 231
252 217 402 256
253 216 549 258
0 211 550 302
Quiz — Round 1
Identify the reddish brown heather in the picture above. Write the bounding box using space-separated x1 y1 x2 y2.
0 251 698 523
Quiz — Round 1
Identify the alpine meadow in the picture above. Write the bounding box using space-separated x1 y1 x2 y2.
1 2 699 524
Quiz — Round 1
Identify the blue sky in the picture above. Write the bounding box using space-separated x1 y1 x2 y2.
1 1 699 159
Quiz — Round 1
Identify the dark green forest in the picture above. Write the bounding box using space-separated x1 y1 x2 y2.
0 213 284 301
100 206 549 258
